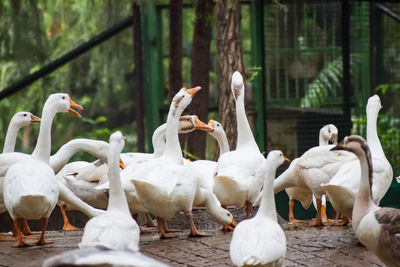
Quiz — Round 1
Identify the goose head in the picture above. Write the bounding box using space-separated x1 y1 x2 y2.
171 87 201 116
216 208 236 228
45 93 83 117
207 120 225 138
11 111 41 128
265 150 290 169
179 115 213 133
366 94 382 114
231 71 244 101
109 131 126 169
109 131 125 154
320 124 338 145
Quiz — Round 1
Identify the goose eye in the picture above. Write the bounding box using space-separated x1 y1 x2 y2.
182 95 185 98
227 213 231 216
62 96 66 100
23 114 27 117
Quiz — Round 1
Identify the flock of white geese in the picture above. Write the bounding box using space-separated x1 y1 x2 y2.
0 71 398 266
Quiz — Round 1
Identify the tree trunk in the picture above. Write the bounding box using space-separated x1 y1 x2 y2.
132 4 145 152
187 0 214 159
215 0 244 150
169 0 183 100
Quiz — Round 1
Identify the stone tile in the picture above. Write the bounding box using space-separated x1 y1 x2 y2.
0 208 387 267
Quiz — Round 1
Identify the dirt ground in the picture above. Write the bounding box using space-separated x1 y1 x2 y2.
0 207 384 267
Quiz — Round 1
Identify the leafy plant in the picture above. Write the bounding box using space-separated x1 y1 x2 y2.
300 56 344 108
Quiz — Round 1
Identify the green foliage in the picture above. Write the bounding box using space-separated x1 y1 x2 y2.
0 0 138 155
300 57 344 108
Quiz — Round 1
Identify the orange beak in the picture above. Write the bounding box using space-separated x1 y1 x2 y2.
230 218 237 228
30 114 41 123
283 155 290 163
182 86 201 98
119 159 126 169
194 116 214 132
207 120 215 129
68 98 83 118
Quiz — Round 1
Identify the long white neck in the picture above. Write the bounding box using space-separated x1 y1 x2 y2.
258 163 278 219
162 102 184 164
212 131 230 156
3 121 21 153
273 162 297 194
319 135 329 146
57 181 104 218
366 107 385 160
198 189 230 225
107 146 130 213
32 104 56 163
152 123 167 157
50 139 108 173
235 94 259 150
352 151 377 232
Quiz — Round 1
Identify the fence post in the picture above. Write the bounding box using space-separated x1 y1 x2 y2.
141 3 164 152
251 0 266 152
342 0 352 137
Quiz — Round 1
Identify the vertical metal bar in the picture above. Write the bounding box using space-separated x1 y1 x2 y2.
275 6 280 99
294 3 299 99
313 4 317 48
266 3 271 101
141 3 163 151
303 4 308 96
323 4 327 79
284 11 289 99
332 4 337 66
342 0 352 137
360 3 370 111
251 0 266 151
132 4 145 152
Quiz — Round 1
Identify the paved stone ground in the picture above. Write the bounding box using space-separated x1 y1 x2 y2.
0 207 384 267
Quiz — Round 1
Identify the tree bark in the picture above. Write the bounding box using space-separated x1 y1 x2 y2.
215 0 244 150
187 0 214 159
169 0 183 100
132 4 145 152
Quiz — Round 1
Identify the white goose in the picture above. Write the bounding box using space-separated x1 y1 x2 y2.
130 87 231 238
0 111 40 240
3 93 82 247
213 71 265 219
79 131 140 251
285 124 338 223
273 140 355 227
331 135 400 266
322 95 393 225
96 115 213 227
230 150 289 267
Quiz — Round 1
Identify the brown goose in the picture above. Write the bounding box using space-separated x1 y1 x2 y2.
331 135 400 266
